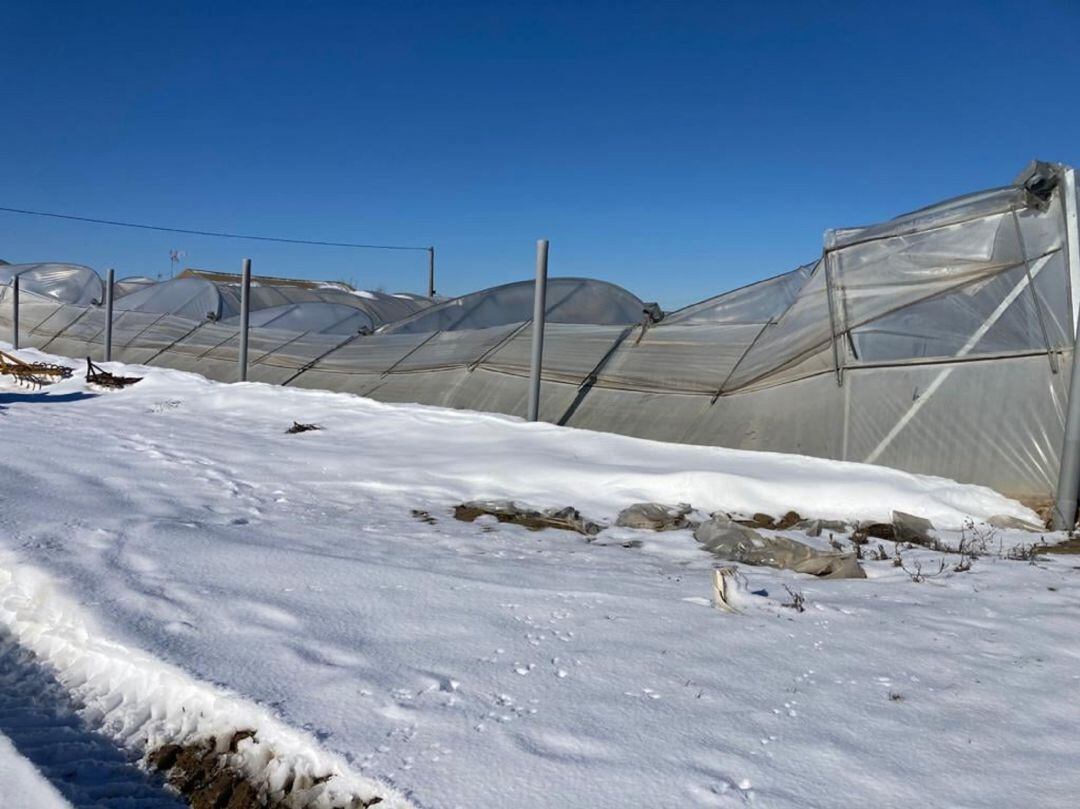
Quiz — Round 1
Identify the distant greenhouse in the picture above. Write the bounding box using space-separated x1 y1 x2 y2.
3 160 1079 514
220 303 377 336
113 275 157 298
378 278 647 334
0 263 103 307
111 275 432 327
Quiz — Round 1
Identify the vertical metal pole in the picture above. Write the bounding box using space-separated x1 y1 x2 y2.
1053 169 1080 530
238 258 251 382
11 275 18 350
427 246 436 298
822 249 843 386
1065 168 1080 334
104 268 115 362
527 239 549 422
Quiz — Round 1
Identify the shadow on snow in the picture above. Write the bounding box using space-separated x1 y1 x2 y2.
0 628 185 808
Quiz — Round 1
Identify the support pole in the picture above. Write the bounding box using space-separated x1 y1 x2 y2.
11 275 18 350
1053 168 1080 530
822 249 844 387
527 239 549 422
427 246 436 298
104 268 115 362
238 258 251 382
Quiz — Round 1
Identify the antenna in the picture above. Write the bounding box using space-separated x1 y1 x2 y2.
169 248 186 279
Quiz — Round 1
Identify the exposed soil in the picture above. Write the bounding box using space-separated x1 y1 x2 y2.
774 510 803 530
1034 535 1080 554
1015 496 1054 528
853 522 895 542
0 630 185 808
411 509 437 525
286 422 322 434
737 511 802 530
148 732 382 809
453 502 602 535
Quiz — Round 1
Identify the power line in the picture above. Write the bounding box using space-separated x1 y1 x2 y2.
0 205 431 251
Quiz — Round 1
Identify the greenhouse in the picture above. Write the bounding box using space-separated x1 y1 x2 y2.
0 262 104 307
2 160 1079 513
113 275 157 298
219 302 378 336
111 275 433 326
379 277 648 334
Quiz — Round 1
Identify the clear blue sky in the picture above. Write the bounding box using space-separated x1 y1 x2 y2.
2 0 1078 308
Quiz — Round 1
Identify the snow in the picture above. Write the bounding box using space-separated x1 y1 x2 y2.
0 345 1078 808
2 349 1032 530
0 732 72 809
0 558 406 808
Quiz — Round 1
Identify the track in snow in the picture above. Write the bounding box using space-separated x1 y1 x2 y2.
0 629 185 808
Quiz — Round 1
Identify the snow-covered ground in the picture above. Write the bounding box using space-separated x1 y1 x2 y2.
0 346 1078 808
0 732 71 809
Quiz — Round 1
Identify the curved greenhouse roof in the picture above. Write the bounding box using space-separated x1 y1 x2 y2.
114 277 228 320
0 263 103 306
114 276 158 298
215 284 349 312
380 277 645 334
113 276 432 326
341 290 434 325
219 302 376 335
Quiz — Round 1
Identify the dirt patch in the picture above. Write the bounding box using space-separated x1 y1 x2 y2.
148 732 382 809
453 501 602 535
736 511 803 531
774 510 802 530
411 509 437 525
853 522 895 542
741 513 777 529
1034 535 1080 554
1014 496 1053 528
286 422 322 434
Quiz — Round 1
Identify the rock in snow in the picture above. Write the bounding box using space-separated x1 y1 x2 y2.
614 502 694 531
454 500 603 535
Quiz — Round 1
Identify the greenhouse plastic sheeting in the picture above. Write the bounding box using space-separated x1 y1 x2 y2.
149 322 242 376
3 160 1078 501
841 354 1066 496
214 285 429 325
219 302 376 335
850 257 1068 362
479 323 629 385
342 290 434 324
305 332 431 375
381 277 645 334
595 324 765 394
113 276 157 298
114 277 428 327
392 325 523 372
115 278 226 320
0 263 103 306
725 180 1068 392
665 265 813 326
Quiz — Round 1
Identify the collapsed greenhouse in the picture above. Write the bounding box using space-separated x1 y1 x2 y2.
2 160 1079 513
